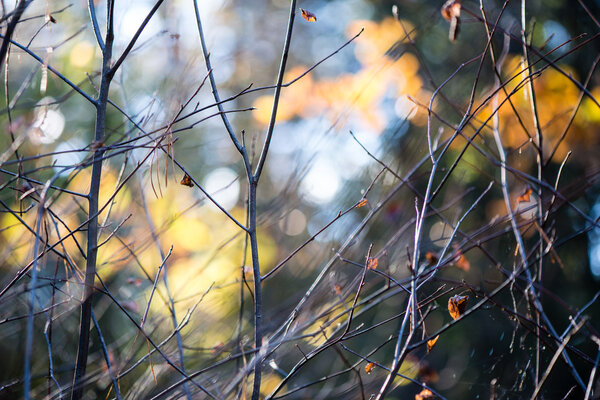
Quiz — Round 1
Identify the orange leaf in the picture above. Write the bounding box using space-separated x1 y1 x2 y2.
415 388 435 400
180 173 194 187
454 251 470 271
356 198 368 208
516 187 533 204
365 362 375 374
425 251 439 266
300 8 317 22
426 335 439 352
448 294 468 320
367 257 378 270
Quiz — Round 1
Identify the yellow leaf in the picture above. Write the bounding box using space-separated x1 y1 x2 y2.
356 198 368 208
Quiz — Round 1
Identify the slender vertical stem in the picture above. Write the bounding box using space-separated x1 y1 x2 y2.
248 181 263 400
91 310 122 400
520 1 545 386
72 2 114 398
24 186 48 399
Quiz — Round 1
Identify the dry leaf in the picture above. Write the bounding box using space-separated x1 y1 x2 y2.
180 173 194 187
426 335 439 352
300 8 317 22
367 257 378 270
356 198 368 208
425 251 439 266
441 0 461 41
334 284 342 295
448 294 468 320
441 0 461 20
365 362 375 374
415 388 435 400
454 251 470 271
516 187 533 204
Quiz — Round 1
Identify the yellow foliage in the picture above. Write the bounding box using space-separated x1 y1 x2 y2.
473 55 600 162
252 18 423 132
69 40 96 68
0 212 32 266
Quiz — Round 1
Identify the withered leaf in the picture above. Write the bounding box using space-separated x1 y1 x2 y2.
441 0 461 20
516 187 533 204
300 8 317 22
180 173 194 187
454 251 470 272
426 335 439 353
425 251 439 266
356 198 368 208
448 294 468 320
415 388 435 400
334 284 342 295
367 257 378 270
441 0 461 41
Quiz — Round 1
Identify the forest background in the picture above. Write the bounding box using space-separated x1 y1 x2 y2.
1 0 600 399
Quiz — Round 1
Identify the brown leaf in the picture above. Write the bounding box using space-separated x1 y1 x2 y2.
300 8 317 22
415 388 435 400
365 362 375 374
180 173 194 187
448 294 468 320
367 257 378 270
356 198 368 208
425 251 439 266
426 335 439 353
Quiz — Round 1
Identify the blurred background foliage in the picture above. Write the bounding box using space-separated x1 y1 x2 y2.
1 0 600 398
